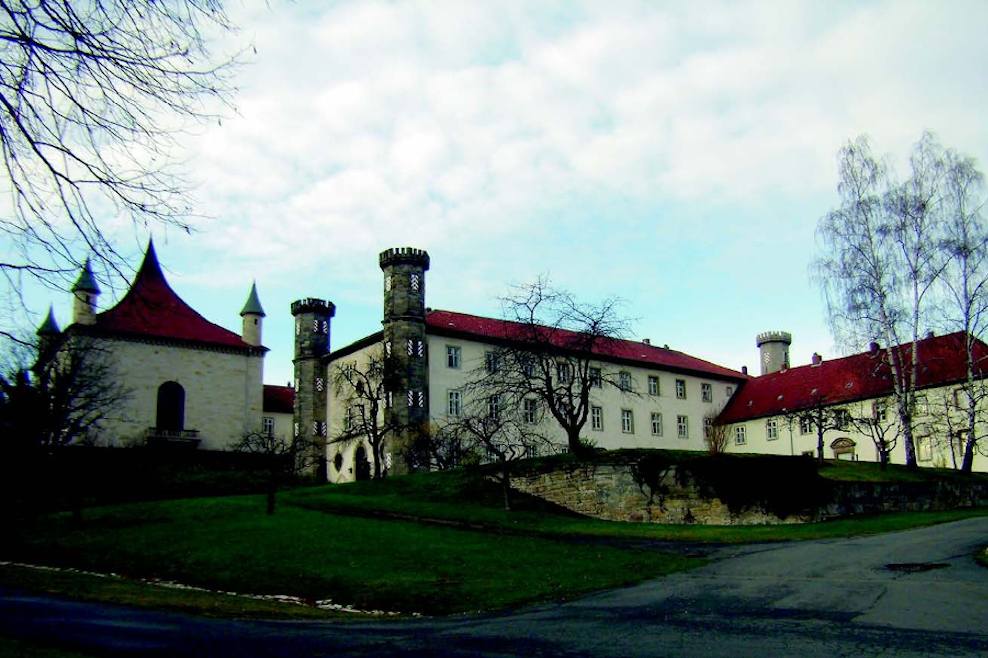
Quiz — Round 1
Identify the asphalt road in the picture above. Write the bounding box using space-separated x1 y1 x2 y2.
2 517 987 657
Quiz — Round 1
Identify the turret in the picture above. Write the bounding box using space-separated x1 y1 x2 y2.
36 306 61 356
756 331 792 375
240 282 265 347
379 247 431 445
72 258 100 325
291 297 335 481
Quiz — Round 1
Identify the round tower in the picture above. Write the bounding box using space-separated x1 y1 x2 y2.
240 282 265 347
379 247 431 436
291 297 336 480
72 258 100 325
756 331 792 375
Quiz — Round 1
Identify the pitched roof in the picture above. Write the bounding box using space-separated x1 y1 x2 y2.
263 385 294 414
424 309 748 380
77 241 260 352
717 331 988 424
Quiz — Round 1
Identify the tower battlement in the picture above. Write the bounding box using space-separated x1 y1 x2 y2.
291 298 336 318
756 331 792 347
379 247 430 271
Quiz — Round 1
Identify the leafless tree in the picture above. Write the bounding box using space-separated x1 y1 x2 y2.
703 412 729 455
439 395 558 511
933 148 988 471
18 335 130 448
784 397 852 464
0 0 241 341
815 133 952 467
330 348 406 479
233 430 320 515
846 401 900 471
467 277 634 453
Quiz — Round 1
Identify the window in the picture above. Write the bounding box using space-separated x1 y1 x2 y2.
916 435 933 461
589 367 602 388
485 351 499 374
619 372 632 391
522 356 536 377
799 417 812 435
835 409 851 430
726 386 734 398
385 275 392 292
621 409 634 433
648 375 659 396
591 406 603 431
557 362 572 384
913 394 929 416
651 412 663 436
447 390 461 417
766 419 778 440
677 415 689 439
701 383 713 403
734 426 747 445
873 401 887 422
156 381 185 431
344 407 354 431
523 398 538 424
262 416 275 437
410 273 420 291
676 379 687 399
703 417 713 439
488 395 501 420
446 345 461 369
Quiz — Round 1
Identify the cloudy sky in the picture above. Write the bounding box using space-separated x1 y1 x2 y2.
36 0 988 386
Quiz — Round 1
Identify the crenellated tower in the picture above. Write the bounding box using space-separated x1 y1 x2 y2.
291 297 335 480
379 247 431 440
756 331 792 376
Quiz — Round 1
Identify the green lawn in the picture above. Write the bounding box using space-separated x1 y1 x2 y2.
4 460 987 619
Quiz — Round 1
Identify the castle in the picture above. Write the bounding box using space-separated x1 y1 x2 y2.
294 247 988 481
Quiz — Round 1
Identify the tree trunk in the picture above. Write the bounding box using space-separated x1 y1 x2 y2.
880 449 888 471
961 438 976 473
501 467 512 511
567 427 582 454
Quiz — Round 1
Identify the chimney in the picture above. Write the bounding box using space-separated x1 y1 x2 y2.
643 338 651 345
811 353 822 366
741 365 748 375
926 330 935 340
869 341 880 353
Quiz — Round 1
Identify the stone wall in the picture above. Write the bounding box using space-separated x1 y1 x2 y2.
511 461 988 525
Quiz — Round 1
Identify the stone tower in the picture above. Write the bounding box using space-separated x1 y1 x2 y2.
291 297 335 480
756 331 792 376
72 258 100 325
379 247 431 436
240 282 265 347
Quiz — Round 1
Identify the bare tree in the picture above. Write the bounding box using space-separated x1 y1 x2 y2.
785 396 851 464
846 401 900 471
233 430 319 515
24 336 130 448
815 133 951 467
330 348 405 479
0 1 241 341
439 395 557 511
703 411 729 455
468 278 634 453
934 148 988 471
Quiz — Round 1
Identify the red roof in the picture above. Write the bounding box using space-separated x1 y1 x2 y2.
717 331 988 423
81 242 258 351
263 385 294 414
424 309 747 380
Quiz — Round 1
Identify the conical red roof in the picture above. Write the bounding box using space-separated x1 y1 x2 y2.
86 241 256 351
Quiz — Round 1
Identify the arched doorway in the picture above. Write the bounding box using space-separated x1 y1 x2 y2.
831 437 856 461
354 445 371 481
156 381 185 431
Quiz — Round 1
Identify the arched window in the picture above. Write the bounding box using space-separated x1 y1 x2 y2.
156 381 185 431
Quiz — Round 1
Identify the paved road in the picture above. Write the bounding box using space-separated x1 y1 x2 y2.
2 517 987 657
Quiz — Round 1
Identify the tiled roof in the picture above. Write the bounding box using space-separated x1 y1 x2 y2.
79 241 259 351
717 331 988 424
263 385 294 414
424 309 748 380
